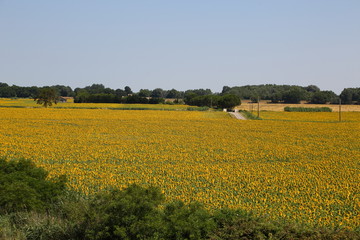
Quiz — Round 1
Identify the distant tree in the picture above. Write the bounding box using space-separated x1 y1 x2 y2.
124 94 149 104
0 82 9 88
218 95 241 109
103 87 115 94
220 84 319 101
88 93 117 103
11 86 30 98
192 89 212 96
28 86 40 98
151 88 165 98
311 91 338 104
149 97 165 104
282 87 305 103
340 88 360 104
183 89 213 104
74 89 90 103
270 92 283 103
184 92 198 105
0 84 40 98
138 89 151 97
34 87 59 107
51 85 74 97
250 95 259 103
84 84 106 94
221 86 231 94
340 88 353 104
0 86 16 98
305 85 320 93
115 88 127 97
124 86 133 95
187 95 219 107
166 89 180 99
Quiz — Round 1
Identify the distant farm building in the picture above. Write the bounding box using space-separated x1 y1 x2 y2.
59 97 73 103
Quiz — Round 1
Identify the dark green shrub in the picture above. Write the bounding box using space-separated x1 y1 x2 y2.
187 107 209 111
163 201 215 240
149 97 165 104
84 184 165 240
0 158 67 213
284 107 332 112
310 91 338 104
210 208 284 240
282 88 306 103
218 95 241 109
186 95 219 108
124 94 149 104
340 88 360 104
210 208 360 240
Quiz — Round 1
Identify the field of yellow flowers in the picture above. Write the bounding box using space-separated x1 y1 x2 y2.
260 111 360 122
0 106 359 229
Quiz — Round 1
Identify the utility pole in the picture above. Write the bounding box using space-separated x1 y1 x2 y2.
257 96 260 118
339 98 342 122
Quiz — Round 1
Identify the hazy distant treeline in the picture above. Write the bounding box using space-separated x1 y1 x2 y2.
222 85 360 104
0 82 359 105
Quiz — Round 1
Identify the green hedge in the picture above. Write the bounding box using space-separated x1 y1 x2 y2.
284 106 332 112
186 106 210 111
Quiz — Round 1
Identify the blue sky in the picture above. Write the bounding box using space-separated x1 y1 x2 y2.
0 1 359 94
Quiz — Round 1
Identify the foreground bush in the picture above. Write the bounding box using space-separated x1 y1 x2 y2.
0 158 67 213
163 201 215 239
210 208 360 240
83 186 215 240
84 185 165 240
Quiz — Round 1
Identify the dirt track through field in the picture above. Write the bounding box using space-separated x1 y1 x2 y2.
229 112 246 120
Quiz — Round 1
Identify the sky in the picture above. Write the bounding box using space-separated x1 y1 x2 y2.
0 1 359 94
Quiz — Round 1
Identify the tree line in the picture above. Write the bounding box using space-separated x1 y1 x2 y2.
1 82 360 106
222 84 360 104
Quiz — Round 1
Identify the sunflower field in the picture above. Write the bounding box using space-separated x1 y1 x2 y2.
0 106 359 229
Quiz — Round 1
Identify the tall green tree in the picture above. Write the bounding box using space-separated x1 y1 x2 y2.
124 86 133 95
34 87 59 107
151 88 165 98
218 95 241 109
282 87 305 103
166 88 181 99
311 91 338 104
138 89 151 97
